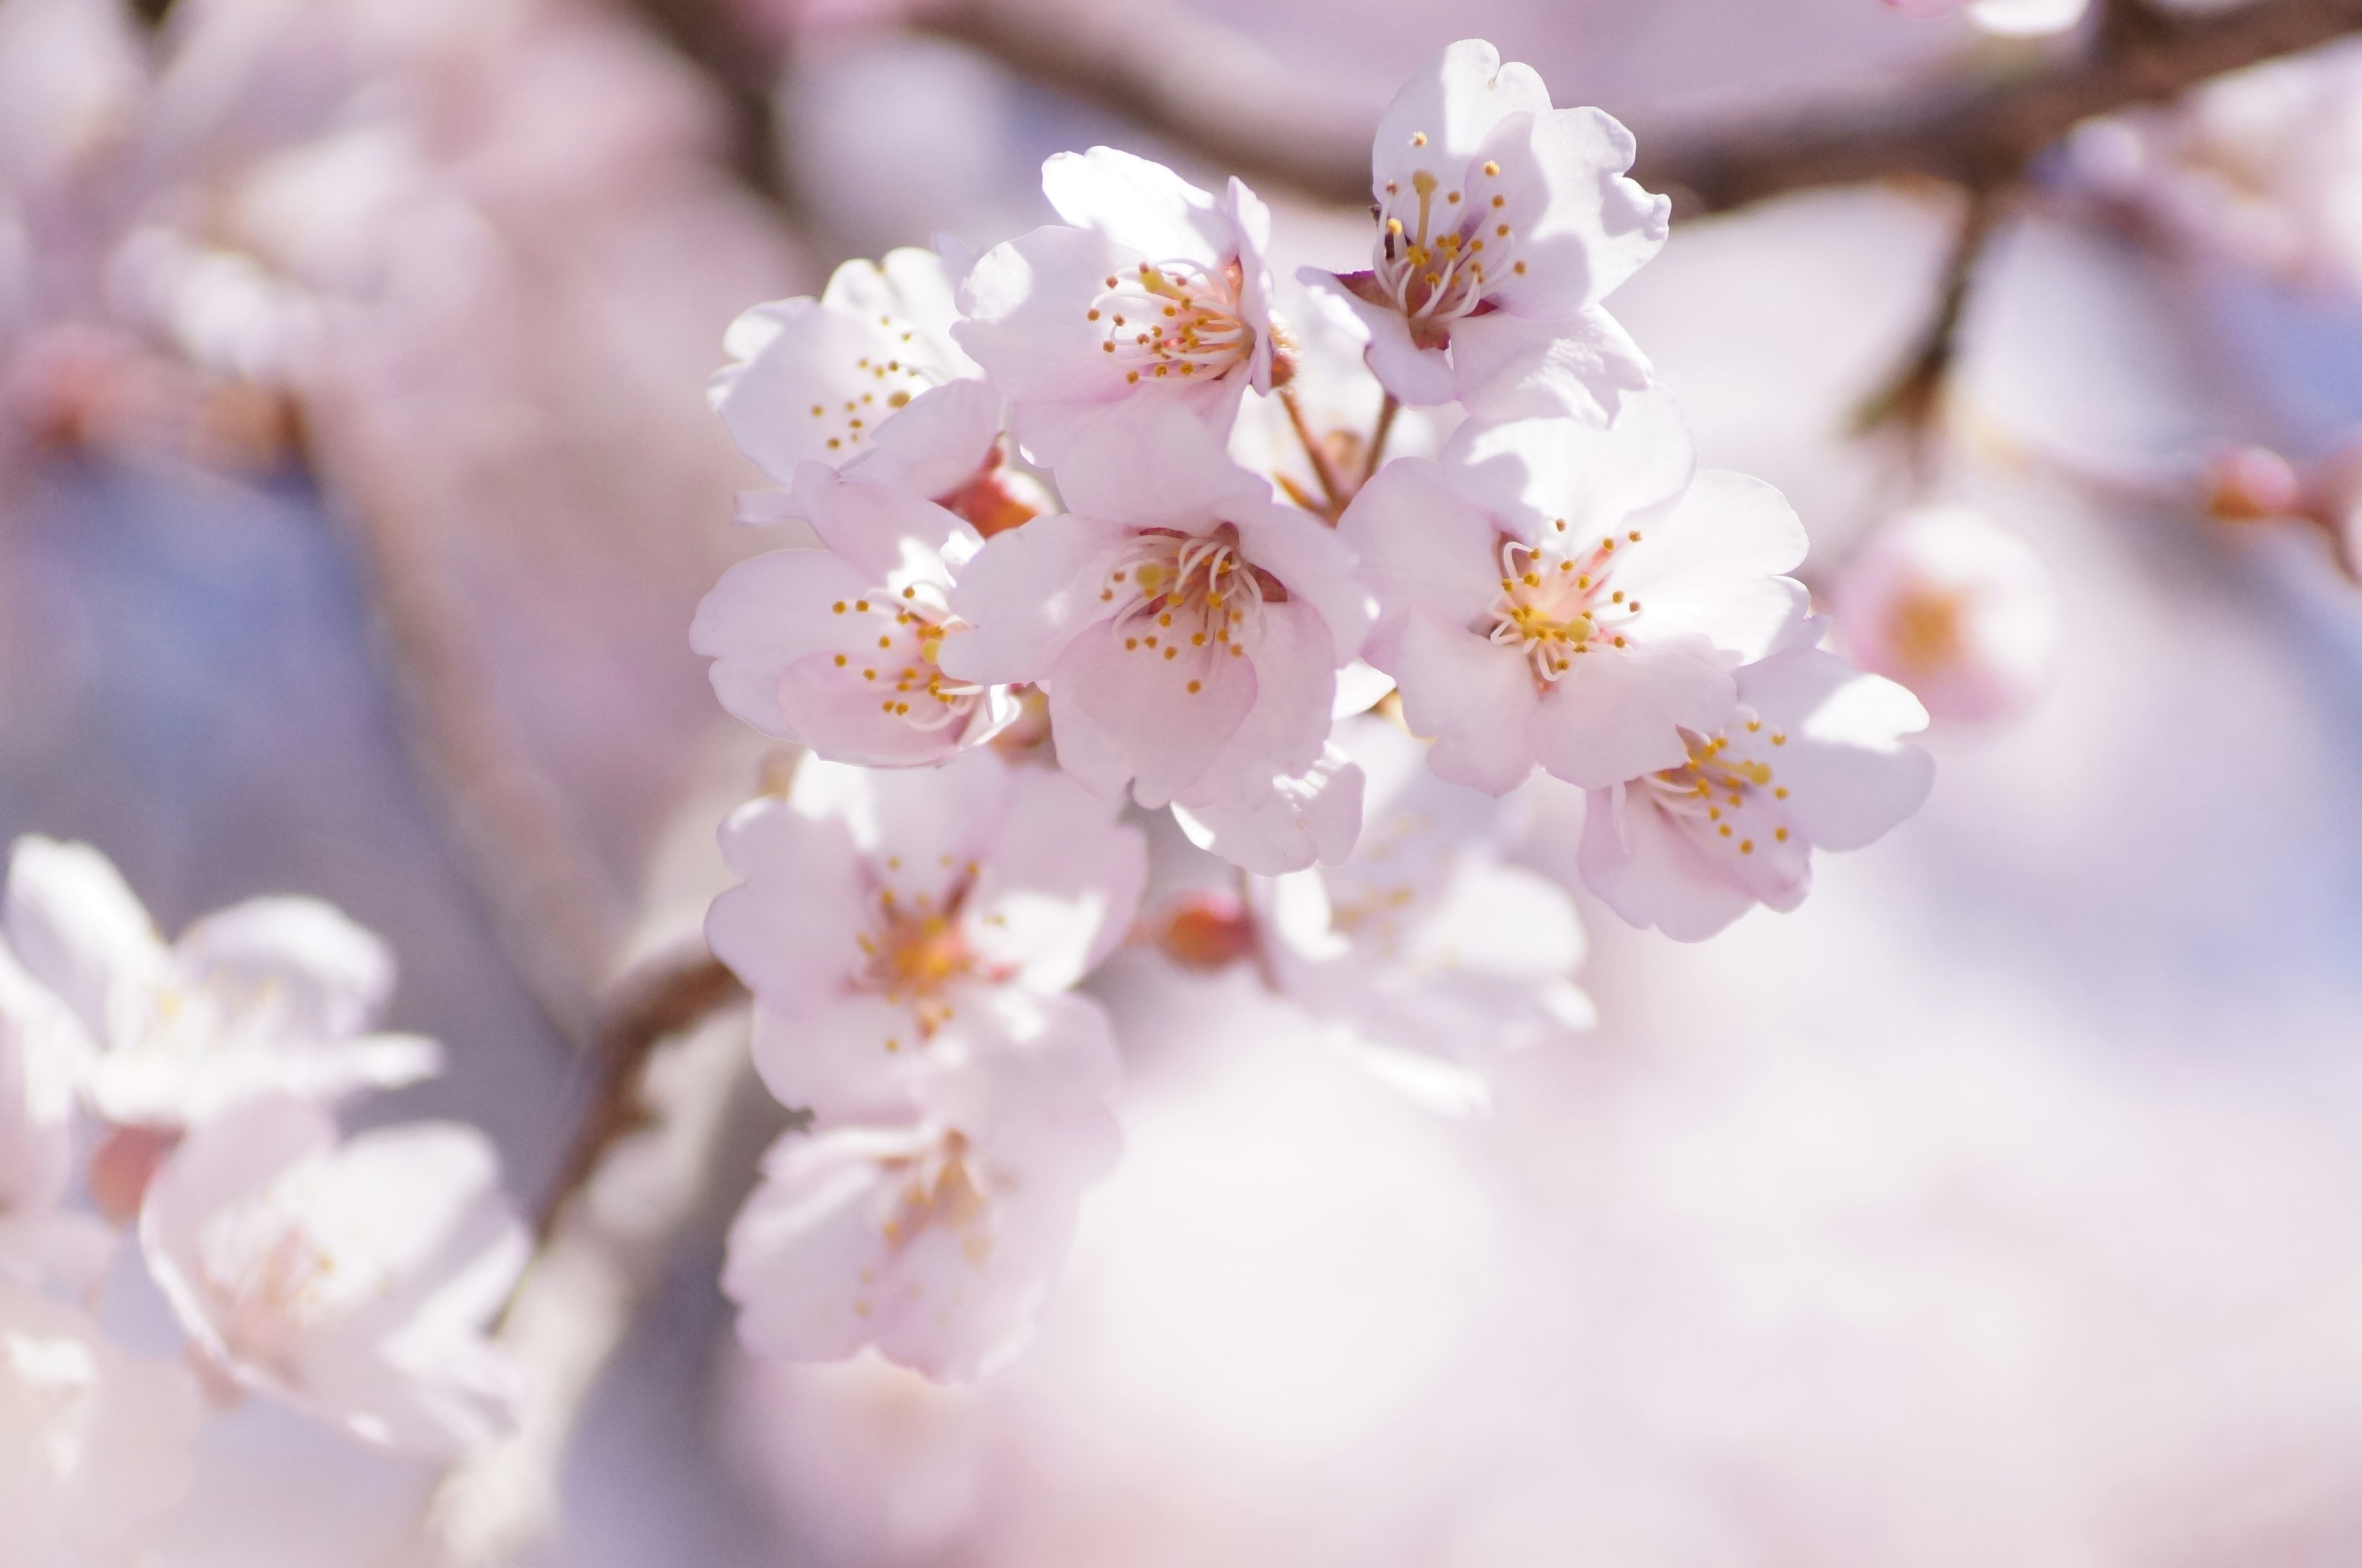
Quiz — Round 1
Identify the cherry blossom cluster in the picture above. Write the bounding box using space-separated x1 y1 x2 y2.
693 39 1936 1380
0 837 528 1560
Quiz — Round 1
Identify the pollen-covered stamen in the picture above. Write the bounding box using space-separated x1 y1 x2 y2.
832 587 987 731
1639 721 1794 857
1089 259 1254 386
1101 523 1287 683
854 871 991 1041
1485 526 1647 685
870 1130 993 1270
809 310 946 455
1370 153 1517 346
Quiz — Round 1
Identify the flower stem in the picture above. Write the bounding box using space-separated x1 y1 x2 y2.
1362 393 1400 485
1279 387 1350 523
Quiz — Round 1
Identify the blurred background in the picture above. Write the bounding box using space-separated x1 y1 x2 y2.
9 0 2362 1562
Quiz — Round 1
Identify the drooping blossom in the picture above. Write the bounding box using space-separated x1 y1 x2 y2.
940 401 1374 840
722 1001 1120 1383
1 837 439 1129
1833 504 2057 723
0 1282 200 1568
1301 39 1669 422
691 460 1019 765
1251 713 1592 1113
1577 645 1934 941
706 751 1145 1126
957 148 1279 463
715 246 1000 518
139 1094 528 1457
0 945 111 1292
1340 387 1810 796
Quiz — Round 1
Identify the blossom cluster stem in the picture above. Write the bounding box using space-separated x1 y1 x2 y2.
1279 386 1350 522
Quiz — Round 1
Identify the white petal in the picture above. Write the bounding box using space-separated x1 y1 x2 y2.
173 894 394 1039
964 768 1146 989
1528 634 1738 790
713 298 940 483
1173 749 1367 874
709 798 872 1005
938 511 1131 686
1390 608 1540 795
1440 384 1694 544
1230 496 1375 663
4 835 166 1045
1042 147 1230 269
1447 304 1654 424
1739 647 1935 853
1369 39 1553 204
1337 456 1503 663
1575 782 1765 941
1474 105 1668 318
691 548 882 737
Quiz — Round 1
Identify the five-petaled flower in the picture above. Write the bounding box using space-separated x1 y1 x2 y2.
1302 38 1670 423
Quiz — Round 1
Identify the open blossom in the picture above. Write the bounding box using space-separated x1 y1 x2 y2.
957 148 1278 463
940 402 1374 828
722 1005 1119 1382
691 460 1019 765
0 1283 201 1568
1834 504 2056 723
140 1094 528 1456
706 751 1145 1125
1254 714 1593 1112
1 837 439 1129
1578 645 1934 941
0 945 111 1292
1341 387 1809 796
1302 39 1669 422
714 246 1000 518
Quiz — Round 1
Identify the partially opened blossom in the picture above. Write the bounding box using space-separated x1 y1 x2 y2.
1253 714 1592 1111
691 460 1019 765
1578 645 1934 941
722 1003 1121 1382
1302 39 1669 422
706 751 1145 1125
0 1283 200 1568
1340 388 1810 795
715 246 1000 514
0 838 439 1129
957 148 1278 463
1834 504 2057 723
3 840 443 1133
140 1094 528 1456
0 945 111 1292
940 401 1374 829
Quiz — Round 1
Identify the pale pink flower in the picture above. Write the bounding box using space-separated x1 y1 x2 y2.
1340 388 1810 796
715 246 1000 517
940 401 1374 824
1 838 439 1129
706 751 1144 1125
0 1282 200 1568
1834 504 2057 723
1301 39 1669 423
1578 645 1934 941
1169 742 1366 876
691 460 1019 766
140 1094 528 1457
956 148 1277 464
722 1006 1120 1382
0 945 111 1294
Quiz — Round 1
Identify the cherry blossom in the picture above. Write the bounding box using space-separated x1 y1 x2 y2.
1301 39 1669 422
1884 0 2090 38
1340 387 1810 796
139 1094 528 1457
691 460 1019 766
1170 742 1367 876
0 945 111 1292
1 837 440 1129
0 1282 200 1568
1834 504 2057 723
939 401 1374 829
956 148 1279 463
722 999 1120 1382
706 751 1145 1125
1252 714 1593 1112
1577 645 1934 941
715 245 1000 517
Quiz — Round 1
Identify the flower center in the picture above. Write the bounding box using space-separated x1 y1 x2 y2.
200 1193 356 1385
806 313 947 456
833 587 986 733
1089 259 1254 386
1368 157 1521 348
1640 722 1794 858
1100 524 1286 688
874 1130 992 1267
1487 525 1647 685
1885 584 1968 674
856 880 980 1045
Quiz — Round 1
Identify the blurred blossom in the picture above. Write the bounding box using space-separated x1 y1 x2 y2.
1883 0 2089 36
0 944 112 1293
1833 503 2058 723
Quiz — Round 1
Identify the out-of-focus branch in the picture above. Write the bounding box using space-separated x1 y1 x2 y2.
1852 185 2007 439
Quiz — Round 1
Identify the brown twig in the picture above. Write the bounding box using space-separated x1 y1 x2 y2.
1851 185 2008 442
1362 393 1401 485
1280 387 1350 520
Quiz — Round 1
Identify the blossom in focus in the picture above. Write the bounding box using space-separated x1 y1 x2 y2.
706 751 1144 1125
0 1282 200 1568
1577 645 1933 941
957 148 1278 464
139 1094 528 1456
1341 388 1809 795
941 402 1374 830
1 837 440 1129
692 461 1019 765
714 247 1000 517
1882 0 2089 37
1301 39 1669 423
0 945 111 1292
1253 714 1593 1113
1833 504 2057 723
722 1000 1121 1382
